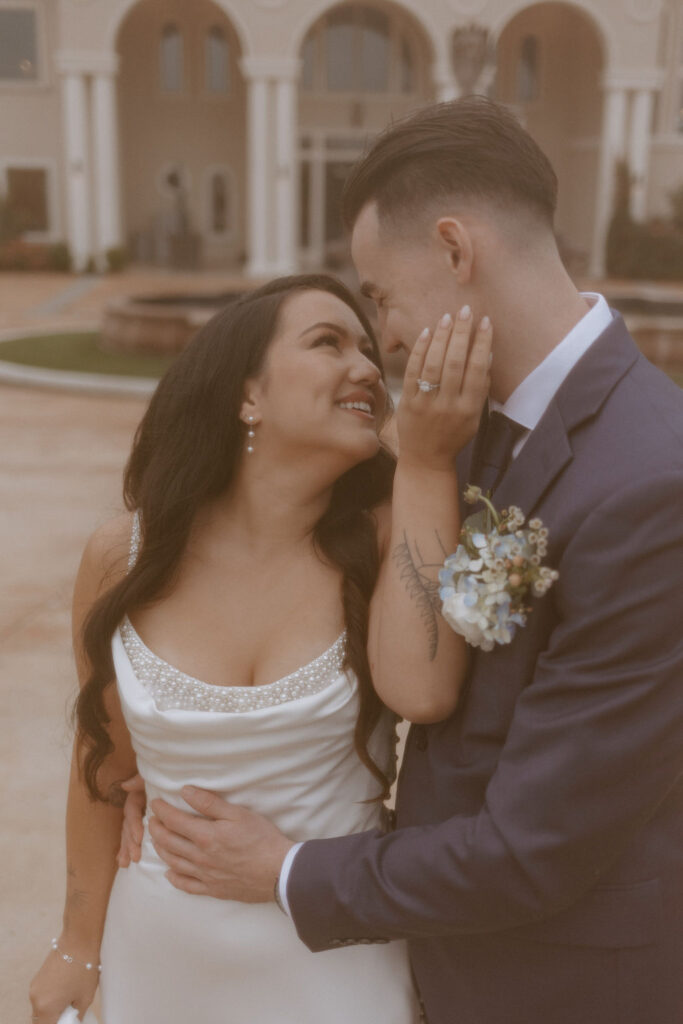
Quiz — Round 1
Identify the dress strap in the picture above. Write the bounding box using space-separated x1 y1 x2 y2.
128 510 141 571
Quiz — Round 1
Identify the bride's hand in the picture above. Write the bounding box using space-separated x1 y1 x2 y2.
29 943 99 1024
117 773 146 867
397 307 491 472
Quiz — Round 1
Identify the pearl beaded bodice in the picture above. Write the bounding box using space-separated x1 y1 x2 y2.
120 511 347 714
120 617 347 714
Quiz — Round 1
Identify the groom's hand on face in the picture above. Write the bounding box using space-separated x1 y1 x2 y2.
148 787 294 902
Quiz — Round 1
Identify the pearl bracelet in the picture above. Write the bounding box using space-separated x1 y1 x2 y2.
51 937 102 973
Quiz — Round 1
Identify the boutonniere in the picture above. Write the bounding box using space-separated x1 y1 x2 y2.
439 485 559 652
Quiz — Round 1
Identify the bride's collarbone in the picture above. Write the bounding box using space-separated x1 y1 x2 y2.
132 577 344 688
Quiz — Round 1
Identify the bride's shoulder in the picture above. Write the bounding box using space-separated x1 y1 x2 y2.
77 512 135 600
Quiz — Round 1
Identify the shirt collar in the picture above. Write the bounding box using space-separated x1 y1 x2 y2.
490 293 614 431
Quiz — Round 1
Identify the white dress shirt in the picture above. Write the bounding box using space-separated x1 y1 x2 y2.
277 292 614 918
490 292 613 457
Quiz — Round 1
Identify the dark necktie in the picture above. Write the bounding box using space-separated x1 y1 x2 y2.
473 411 525 496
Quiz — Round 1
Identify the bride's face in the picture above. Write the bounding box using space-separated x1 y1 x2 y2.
243 290 386 467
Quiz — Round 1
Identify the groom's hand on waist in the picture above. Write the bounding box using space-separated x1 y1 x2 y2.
148 786 294 902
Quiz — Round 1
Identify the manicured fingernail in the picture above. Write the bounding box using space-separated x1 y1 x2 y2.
439 313 453 327
418 327 430 340
457 305 471 320
488 352 493 366
481 315 491 330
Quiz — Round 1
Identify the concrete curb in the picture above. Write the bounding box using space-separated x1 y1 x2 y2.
0 326 157 397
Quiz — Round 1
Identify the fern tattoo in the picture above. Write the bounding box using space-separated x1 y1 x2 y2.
392 530 447 661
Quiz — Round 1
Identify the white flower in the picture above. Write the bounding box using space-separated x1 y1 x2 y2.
442 588 496 652
440 489 559 652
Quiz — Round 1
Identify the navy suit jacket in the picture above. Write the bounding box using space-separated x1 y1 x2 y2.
289 318 683 1024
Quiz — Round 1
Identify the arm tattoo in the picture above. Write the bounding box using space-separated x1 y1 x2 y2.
392 530 446 661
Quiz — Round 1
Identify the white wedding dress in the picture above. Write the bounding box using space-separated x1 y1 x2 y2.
99 520 418 1024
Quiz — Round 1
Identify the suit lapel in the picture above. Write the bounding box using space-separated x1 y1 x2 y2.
490 315 640 518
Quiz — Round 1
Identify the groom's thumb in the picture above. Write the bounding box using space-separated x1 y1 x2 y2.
181 785 231 819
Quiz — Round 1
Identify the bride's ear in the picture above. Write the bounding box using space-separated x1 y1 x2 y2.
436 217 474 284
239 382 262 426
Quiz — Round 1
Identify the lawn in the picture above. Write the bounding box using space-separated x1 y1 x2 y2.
0 331 681 389
0 332 176 378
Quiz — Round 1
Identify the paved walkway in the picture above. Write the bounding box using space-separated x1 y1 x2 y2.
1 384 145 1021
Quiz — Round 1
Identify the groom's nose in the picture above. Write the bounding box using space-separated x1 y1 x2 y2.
377 311 405 356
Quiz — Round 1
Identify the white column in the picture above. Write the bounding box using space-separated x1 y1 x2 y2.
60 71 92 271
628 88 654 222
433 61 460 102
309 140 326 268
274 72 299 274
243 70 271 277
590 84 627 278
92 64 123 265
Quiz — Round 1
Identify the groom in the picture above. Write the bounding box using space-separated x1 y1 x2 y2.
143 98 683 1023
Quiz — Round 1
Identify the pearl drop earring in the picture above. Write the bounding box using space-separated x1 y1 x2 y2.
246 415 256 454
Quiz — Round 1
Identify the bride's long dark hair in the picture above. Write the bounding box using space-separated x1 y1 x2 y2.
76 274 396 801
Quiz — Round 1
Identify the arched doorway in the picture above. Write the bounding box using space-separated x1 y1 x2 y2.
494 2 605 272
298 1 435 268
116 0 246 268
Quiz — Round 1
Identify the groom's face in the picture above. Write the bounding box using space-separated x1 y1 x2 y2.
351 201 465 359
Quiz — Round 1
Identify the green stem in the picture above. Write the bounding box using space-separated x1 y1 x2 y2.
479 493 501 528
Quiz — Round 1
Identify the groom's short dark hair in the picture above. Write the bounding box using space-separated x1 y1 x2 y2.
342 96 558 235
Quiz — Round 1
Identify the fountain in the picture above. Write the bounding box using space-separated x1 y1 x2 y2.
100 288 246 356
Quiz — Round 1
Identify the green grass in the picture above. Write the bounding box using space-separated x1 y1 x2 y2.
1 331 682 388
0 332 176 378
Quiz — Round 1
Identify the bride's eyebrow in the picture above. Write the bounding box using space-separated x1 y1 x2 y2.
298 321 373 353
298 321 346 338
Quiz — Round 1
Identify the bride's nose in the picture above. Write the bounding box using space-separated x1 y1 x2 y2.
348 350 382 386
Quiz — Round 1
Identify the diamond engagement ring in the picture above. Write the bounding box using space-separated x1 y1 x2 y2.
417 379 440 393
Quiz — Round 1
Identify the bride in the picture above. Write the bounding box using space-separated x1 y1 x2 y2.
29 273 490 1024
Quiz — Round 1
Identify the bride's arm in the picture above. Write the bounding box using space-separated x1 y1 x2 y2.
30 521 138 1022
368 311 491 723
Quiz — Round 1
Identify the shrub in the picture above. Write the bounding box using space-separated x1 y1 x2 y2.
606 163 683 281
0 195 22 245
0 239 73 272
48 242 72 272
0 239 49 270
105 246 128 273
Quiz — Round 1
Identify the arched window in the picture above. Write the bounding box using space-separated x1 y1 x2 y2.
160 24 183 93
301 33 317 90
0 8 38 80
303 5 417 95
326 7 355 91
325 5 390 92
399 35 414 94
359 8 389 92
206 26 230 94
517 35 539 103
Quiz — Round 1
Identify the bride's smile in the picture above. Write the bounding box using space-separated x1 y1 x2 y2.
241 289 387 471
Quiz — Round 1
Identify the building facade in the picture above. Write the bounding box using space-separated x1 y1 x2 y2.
1 0 681 277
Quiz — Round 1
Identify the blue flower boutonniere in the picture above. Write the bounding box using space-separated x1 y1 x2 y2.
439 485 559 652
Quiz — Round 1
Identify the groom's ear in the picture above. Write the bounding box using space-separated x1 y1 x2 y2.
436 217 473 284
